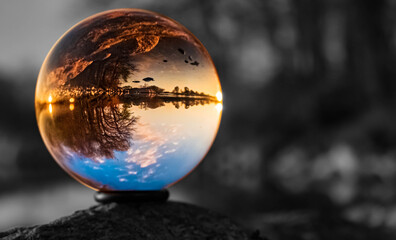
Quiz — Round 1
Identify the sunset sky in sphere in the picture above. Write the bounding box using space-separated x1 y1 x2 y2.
36 8 221 102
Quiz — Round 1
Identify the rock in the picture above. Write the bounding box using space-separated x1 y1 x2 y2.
0 201 267 240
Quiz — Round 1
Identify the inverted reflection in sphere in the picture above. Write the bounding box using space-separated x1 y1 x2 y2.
35 9 222 191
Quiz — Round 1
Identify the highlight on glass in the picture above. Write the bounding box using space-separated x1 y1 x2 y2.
35 9 222 191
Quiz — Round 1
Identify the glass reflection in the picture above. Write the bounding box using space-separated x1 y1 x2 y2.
35 9 222 191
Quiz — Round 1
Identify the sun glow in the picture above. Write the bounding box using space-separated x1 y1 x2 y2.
216 91 223 102
69 97 75 103
215 103 223 113
48 95 53 103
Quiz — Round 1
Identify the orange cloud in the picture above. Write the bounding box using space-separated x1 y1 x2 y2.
47 58 93 86
45 12 195 88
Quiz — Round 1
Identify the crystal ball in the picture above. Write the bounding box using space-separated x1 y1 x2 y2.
35 9 222 191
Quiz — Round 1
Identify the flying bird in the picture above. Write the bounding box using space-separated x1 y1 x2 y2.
132 80 140 83
190 61 199 66
178 48 185 55
142 77 155 82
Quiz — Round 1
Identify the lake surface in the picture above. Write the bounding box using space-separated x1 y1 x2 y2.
37 96 221 191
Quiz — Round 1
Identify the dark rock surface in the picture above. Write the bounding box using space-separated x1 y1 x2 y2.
0 201 266 240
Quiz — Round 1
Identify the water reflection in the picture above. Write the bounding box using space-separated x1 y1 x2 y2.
46 97 137 160
37 96 220 191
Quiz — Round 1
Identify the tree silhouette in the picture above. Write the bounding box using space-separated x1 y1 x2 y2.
184 87 190 94
67 48 138 90
148 85 165 94
47 96 138 160
173 86 180 94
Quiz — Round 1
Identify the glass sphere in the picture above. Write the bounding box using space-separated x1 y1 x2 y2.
35 9 222 191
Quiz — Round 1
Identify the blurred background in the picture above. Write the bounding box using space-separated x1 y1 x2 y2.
2 0 396 239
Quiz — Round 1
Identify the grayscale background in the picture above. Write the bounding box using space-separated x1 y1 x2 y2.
1 0 396 239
